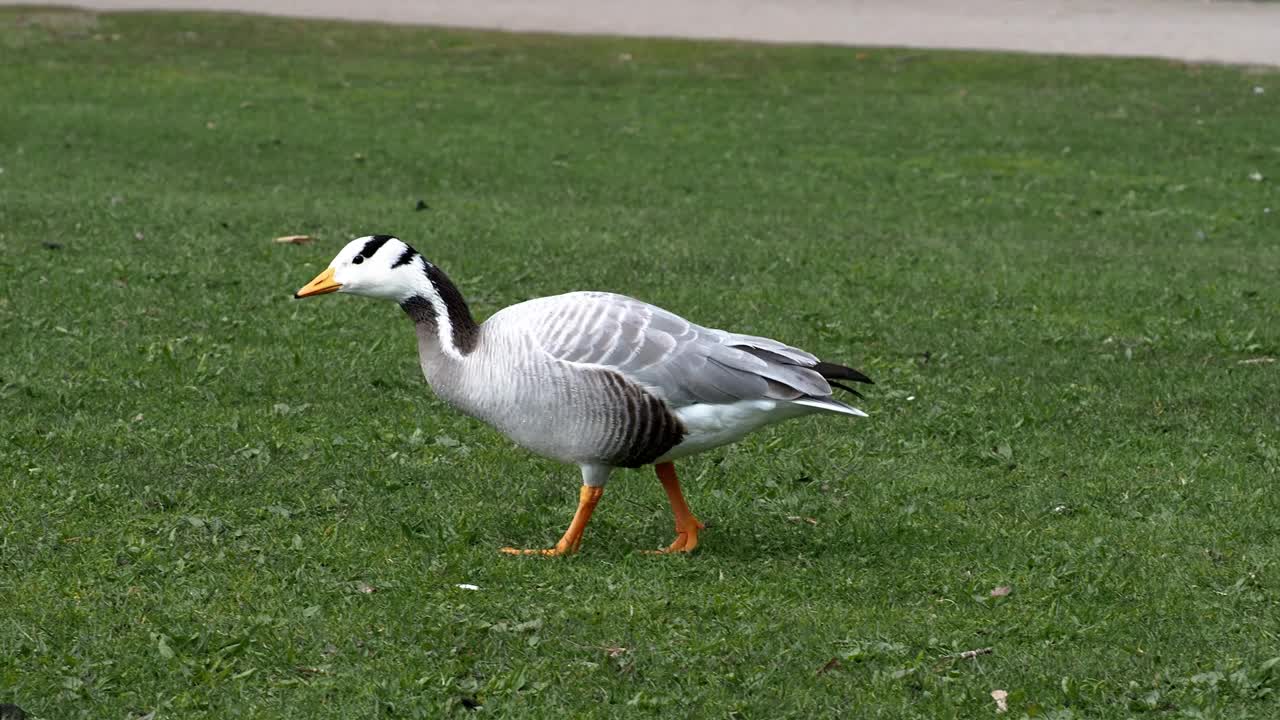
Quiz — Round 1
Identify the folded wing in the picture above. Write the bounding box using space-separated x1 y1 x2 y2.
530 292 865 411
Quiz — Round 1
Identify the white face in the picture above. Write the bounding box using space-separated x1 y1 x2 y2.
328 235 423 302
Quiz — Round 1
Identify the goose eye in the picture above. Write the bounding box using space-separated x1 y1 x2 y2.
352 256 364 265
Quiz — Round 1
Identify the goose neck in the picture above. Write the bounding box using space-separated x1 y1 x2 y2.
399 262 479 359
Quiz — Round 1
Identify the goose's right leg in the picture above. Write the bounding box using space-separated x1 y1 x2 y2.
501 465 609 556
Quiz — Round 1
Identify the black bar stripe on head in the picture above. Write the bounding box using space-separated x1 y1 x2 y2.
358 235 394 260
392 246 418 268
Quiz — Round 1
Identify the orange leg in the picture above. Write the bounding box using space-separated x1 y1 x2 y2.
501 485 603 557
649 462 705 554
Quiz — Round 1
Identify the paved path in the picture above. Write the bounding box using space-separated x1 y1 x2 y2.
16 0 1280 67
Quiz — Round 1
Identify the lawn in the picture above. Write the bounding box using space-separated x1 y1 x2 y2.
2 6 1279 718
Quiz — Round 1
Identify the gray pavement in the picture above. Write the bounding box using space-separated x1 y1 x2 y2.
10 0 1280 66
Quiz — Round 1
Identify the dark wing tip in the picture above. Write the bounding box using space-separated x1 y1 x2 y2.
814 360 874 385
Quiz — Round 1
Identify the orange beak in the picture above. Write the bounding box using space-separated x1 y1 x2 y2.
294 267 341 298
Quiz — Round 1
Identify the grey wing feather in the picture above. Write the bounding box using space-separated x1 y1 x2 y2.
530 292 834 407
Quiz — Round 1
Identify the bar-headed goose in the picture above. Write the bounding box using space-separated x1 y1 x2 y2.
295 235 871 555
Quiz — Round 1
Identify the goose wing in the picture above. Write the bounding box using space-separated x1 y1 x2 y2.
526 292 845 408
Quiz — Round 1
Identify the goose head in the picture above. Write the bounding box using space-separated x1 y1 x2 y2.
294 234 423 302
294 234 480 357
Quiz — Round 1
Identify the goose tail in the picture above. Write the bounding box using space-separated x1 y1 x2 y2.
793 396 868 417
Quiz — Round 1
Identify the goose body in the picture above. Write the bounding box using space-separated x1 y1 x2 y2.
416 290 866 468
296 235 872 555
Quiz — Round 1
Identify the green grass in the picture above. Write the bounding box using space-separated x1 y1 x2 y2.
2 6 1279 718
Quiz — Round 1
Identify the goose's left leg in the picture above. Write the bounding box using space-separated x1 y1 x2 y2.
501 465 609 556
650 462 704 554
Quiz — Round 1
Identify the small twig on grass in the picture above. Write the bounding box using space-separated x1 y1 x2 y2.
932 646 993 671
560 637 628 659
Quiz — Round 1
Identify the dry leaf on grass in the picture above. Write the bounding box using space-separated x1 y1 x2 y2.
816 657 841 675
274 235 314 245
